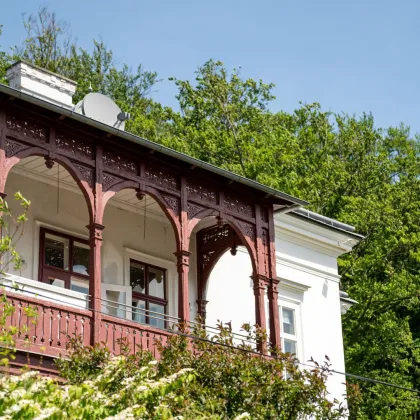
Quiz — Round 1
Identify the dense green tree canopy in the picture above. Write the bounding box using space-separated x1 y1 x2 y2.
1 6 420 418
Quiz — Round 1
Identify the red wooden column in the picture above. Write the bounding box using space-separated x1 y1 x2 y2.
175 250 191 324
88 145 104 344
251 274 268 353
253 204 268 353
267 205 281 351
267 279 281 351
176 176 191 325
87 222 104 344
0 106 7 196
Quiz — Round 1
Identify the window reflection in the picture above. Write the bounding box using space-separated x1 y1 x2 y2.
72 242 90 275
45 234 69 270
130 262 145 294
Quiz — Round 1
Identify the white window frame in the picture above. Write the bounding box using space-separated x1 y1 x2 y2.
101 283 132 320
279 299 301 359
265 286 304 362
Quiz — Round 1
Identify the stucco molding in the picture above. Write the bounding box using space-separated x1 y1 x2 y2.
275 216 358 257
278 278 311 293
276 254 341 284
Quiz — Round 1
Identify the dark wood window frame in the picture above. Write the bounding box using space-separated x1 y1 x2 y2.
129 258 168 328
38 227 90 292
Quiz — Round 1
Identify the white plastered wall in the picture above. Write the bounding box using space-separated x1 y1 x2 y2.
5 169 353 404
5 171 198 320
206 216 355 405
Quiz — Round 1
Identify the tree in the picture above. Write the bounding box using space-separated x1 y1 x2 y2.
1 6 420 416
166 65 420 417
0 26 8 85
5 6 165 141
0 326 352 419
0 192 31 365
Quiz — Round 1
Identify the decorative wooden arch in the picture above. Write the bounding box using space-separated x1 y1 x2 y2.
2 147 95 224
0 99 282 352
101 180 182 250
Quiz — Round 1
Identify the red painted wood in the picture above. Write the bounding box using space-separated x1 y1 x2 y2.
3 292 92 359
87 222 104 345
251 274 268 353
0 97 288 359
267 205 281 351
174 250 191 323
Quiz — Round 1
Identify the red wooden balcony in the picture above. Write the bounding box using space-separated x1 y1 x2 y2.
3 288 174 364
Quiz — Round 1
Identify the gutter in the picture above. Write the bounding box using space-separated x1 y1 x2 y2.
278 207 365 240
0 84 308 207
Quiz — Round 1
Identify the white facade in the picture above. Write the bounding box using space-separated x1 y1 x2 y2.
207 211 360 404
4 160 359 404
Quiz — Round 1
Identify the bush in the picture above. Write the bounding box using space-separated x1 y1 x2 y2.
0 312 356 419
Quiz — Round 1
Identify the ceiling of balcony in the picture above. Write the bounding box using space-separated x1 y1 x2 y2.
12 156 165 220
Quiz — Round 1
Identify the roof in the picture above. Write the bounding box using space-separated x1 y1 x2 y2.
286 208 364 240
0 83 308 207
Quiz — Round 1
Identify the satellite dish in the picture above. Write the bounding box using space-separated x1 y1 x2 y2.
73 92 130 130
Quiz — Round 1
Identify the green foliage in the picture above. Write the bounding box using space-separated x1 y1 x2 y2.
0 193 31 365
43 325 352 419
0 25 8 85
55 336 111 385
4 6 163 141
1 5 420 417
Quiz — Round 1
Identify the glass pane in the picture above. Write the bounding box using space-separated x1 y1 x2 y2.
73 242 90 275
132 299 146 324
282 308 295 335
148 267 165 298
284 339 297 355
45 233 69 270
130 262 145 294
104 290 126 318
149 302 165 329
71 277 89 294
49 277 65 288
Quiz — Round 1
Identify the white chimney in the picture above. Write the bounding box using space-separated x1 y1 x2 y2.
6 61 77 109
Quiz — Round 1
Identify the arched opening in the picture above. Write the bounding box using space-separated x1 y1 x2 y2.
206 246 254 334
4 155 92 308
101 188 179 330
190 216 256 336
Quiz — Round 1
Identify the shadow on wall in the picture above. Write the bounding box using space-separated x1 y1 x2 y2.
322 280 329 298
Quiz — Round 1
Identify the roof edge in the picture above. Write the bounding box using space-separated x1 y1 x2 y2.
279 208 364 240
0 83 308 207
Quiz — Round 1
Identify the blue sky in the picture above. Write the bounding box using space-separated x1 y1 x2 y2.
1 0 419 133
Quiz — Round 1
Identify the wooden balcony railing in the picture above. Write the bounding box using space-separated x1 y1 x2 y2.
4 291 92 358
1 290 175 363
1 284 259 370
99 315 172 359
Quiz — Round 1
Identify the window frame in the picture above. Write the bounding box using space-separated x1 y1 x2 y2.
129 258 168 328
280 304 299 356
38 227 90 292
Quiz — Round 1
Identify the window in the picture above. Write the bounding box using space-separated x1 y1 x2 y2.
129 259 167 329
39 227 90 294
281 306 298 356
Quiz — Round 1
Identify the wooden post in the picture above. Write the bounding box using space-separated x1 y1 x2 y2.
87 223 104 344
175 250 191 324
267 279 281 352
267 205 281 351
251 274 267 353
0 107 7 195
196 298 209 322
88 145 104 344
175 175 191 326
